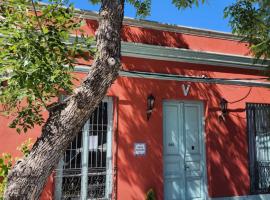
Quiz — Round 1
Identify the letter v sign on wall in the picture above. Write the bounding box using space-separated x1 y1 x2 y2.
182 84 191 96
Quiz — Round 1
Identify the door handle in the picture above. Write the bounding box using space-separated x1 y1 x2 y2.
184 164 189 171
168 143 174 146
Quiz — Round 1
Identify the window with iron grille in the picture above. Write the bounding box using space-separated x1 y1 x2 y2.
54 98 113 200
247 103 270 194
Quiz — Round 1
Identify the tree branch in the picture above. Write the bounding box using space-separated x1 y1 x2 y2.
31 0 43 33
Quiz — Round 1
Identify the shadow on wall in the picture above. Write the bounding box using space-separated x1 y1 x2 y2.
84 19 190 49
111 58 251 199
122 26 189 49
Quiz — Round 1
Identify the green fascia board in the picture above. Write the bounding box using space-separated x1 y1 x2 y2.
120 42 269 70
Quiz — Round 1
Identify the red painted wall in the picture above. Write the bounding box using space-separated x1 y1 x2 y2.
108 57 270 199
82 19 251 56
1 19 269 199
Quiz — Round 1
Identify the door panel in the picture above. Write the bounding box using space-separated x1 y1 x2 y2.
186 179 202 199
164 104 180 155
164 103 185 200
163 101 206 200
165 178 182 200
185 105 200 155
184 104 204 200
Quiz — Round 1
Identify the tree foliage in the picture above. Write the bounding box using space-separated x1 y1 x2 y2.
0 0 95 133
172 0 205 9
225 0 270 60
145 188 156 200
0 153 12 200
90 0 204 17
0 139 32 199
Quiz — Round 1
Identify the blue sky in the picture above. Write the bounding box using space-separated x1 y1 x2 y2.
46 0 237 33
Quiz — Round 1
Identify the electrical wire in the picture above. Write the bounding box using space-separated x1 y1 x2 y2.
121 70 269 82
228 87 253 104
121 69 259 105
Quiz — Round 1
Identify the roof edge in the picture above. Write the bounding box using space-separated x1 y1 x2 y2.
76 9 242 41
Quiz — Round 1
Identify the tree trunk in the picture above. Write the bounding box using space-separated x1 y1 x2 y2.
4 0 124 199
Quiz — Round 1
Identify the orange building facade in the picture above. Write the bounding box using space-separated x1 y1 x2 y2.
1 11 270 200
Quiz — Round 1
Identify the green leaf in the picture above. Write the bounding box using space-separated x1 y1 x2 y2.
89 0 101 4
224 0 270 61
127 0 152 18
172 0 204 9
0 0 95 132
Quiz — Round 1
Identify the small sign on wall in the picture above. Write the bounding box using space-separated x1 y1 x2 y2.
134 143 146 156
89 136 98 151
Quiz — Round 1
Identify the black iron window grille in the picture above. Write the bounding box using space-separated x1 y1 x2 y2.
54 99 113 200
247 103 270 194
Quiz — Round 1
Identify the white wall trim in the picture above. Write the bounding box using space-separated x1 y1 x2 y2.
104 97 114 198
210 194 270 200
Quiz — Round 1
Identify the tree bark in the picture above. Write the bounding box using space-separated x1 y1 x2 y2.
4 0 124 199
